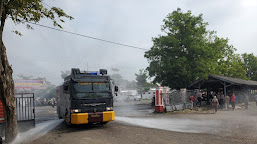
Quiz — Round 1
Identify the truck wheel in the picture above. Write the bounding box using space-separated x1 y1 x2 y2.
100 122 108 125
65 112 71 126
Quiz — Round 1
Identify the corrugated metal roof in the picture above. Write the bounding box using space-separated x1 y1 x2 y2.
209 75 257 86
188 75 257 89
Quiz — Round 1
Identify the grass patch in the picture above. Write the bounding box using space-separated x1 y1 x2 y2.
166 106 213 114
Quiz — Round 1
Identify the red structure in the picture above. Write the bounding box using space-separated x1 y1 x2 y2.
155 87 164 112
0 100 4 123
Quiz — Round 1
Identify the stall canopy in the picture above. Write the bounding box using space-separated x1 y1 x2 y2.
188 75 257 99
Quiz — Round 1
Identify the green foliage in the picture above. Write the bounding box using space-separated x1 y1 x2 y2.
135 69 153 93
242 53 257 80
135 69 147 88
145 8 247 89
1 0 73 36
215 53 247 79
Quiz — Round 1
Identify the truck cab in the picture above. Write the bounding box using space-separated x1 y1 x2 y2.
57 68 118 125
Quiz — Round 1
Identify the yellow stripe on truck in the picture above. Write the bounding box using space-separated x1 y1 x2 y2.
103 111 115 122
71 113 88 124
71 111 115 124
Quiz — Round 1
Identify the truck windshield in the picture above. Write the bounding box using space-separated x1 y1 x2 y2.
73 82 92 92
73 92 111 99
73 82 111 99
93 82 110 91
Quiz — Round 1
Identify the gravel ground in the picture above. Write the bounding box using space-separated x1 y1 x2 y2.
20 102 257 144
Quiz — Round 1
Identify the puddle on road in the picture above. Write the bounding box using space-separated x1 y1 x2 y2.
12 119 63 144
116 116 221 134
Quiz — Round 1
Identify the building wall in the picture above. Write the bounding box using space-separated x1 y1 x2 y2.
142 90 155 99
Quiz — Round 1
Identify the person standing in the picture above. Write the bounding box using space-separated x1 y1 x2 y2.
212 96 219 114
224 95 230 110
190 95 195 110
220 92 224 109
217 92 221 105
197 95 202 107
245 95 249 109
51 98 55 108
231 93 236 111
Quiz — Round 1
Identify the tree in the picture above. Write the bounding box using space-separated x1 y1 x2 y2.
0 1 72 142
144 8 246 89
135 69 151 98
242 53 257 81
215 53 247 80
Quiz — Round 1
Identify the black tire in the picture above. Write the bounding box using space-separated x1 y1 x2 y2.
99 122 108 125
65 112 71 126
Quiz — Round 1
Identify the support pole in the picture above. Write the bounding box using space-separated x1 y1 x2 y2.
224 82 227 97
207 86 210 105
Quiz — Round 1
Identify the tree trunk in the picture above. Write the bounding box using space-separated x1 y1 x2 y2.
0 42 18 143
0 11 18 143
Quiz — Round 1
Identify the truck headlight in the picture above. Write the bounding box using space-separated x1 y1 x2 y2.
106 107 113 111
72 109 81 113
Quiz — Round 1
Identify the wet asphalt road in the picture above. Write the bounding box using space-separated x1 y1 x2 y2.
26 101 257 144
35 106 59 124
34 100 153 124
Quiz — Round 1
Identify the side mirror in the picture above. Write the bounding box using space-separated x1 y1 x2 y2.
115 86 118 92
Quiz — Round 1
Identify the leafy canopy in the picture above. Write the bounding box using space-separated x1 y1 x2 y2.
145 8 246 89
135 69 148 89
242 53 257 81
135 69 156 92
1 0 73 36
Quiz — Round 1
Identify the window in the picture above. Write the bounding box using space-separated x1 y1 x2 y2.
73 82 92 92
93 82 110 91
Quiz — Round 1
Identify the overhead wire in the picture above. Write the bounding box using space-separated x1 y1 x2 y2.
8 1 149 51
24 21 149 51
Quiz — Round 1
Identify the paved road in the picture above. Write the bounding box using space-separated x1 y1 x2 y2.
34 101 153 124
21 101 257 144
35 106 58 124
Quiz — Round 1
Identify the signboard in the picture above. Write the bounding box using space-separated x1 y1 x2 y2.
14 79 47 89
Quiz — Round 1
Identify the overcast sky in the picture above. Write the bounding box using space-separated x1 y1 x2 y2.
4 0 257 85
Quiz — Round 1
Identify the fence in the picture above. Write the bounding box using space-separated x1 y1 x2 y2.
15 93 35 121
0 93 36 136
158 89 197 111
